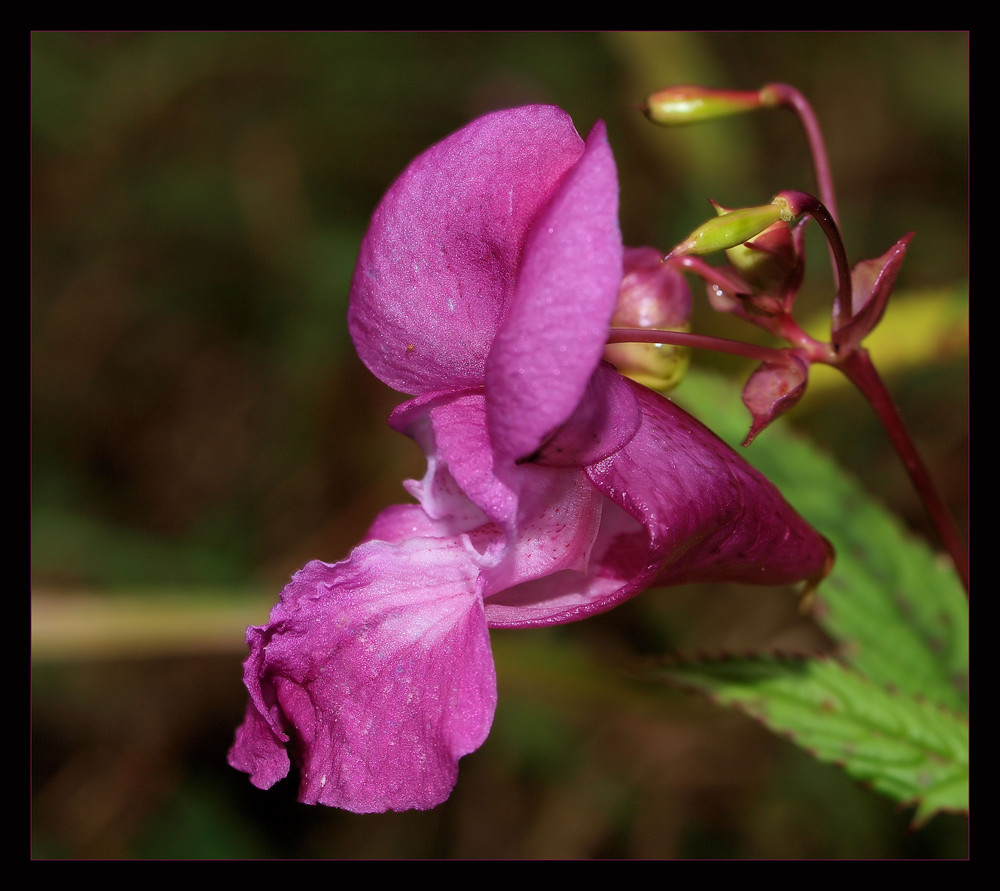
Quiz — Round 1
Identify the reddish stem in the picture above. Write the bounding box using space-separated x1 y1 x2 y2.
606 328 791 365
761 83 839 224
777 190 854 330
838 349 969 594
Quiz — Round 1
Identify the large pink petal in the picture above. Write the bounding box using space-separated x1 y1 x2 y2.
486 121 624 463
349 106 586 396
228 538 497 813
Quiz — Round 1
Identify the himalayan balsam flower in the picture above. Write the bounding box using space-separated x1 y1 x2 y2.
229 105 831 813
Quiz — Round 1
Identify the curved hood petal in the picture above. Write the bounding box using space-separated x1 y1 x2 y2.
349 106 587 396
486 121 624 463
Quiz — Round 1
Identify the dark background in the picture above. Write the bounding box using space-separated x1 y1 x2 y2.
32 32 968 859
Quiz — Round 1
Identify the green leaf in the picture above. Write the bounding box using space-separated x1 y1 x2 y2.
655 655 968 825
656 369 969 821
673 371 968 712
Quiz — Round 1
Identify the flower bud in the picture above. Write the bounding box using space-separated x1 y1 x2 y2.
644 86 763 126
604 247 692 391
726 219 804 304
668 202 785 257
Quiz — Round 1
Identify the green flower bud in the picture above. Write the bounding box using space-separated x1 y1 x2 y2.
644 86 763 125
669 202 785 257
643 86 761 126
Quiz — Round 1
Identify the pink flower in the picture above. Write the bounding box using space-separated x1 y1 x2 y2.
229 106 831 813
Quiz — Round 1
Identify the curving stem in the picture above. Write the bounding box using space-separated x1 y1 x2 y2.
760 83 840 224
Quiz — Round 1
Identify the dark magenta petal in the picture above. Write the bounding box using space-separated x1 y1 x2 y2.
486 121 624 463
524 364 641 468
486 377 828 629
588 380 832 591
349 106 586 396
228 541 496 813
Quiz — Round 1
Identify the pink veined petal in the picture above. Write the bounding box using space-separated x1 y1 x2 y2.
229 628 292 787
363 503 460 545
227 538 497 814
486 121 624 464
484 498 639 627
474 458 605 595
348 105 586 396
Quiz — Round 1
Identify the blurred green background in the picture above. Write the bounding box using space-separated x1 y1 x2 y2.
32 32 968 859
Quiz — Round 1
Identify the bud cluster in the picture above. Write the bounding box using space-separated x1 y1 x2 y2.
634 84 919 447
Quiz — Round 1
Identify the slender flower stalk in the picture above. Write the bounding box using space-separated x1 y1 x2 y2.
774 190 853 330
759 83 840 223
606 327 797 366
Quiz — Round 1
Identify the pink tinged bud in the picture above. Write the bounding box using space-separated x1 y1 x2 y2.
741 354 810 446
603 247 693 391
644 85 763 125
705 279 743 315
701 264 758 316
614 247 692 328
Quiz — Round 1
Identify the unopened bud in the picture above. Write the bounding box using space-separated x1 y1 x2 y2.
604 247 692 391
669 202 785 258
644 86 763 126
726 219 803 300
